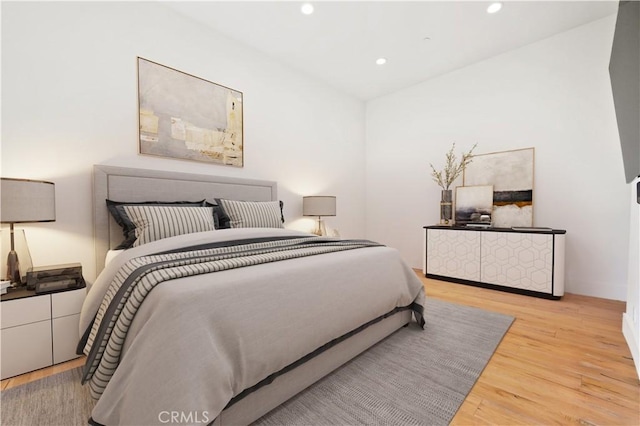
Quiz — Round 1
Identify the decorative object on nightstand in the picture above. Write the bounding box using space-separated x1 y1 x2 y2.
429 143 477 225
303 196 336 236
26 263 85 293
0 229 32 285
0 178 56 286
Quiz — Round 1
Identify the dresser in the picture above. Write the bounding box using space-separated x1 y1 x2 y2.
424 226 566 299
1 287 86 379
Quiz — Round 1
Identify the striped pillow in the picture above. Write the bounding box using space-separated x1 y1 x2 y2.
123 205 215 247
216 199 284 229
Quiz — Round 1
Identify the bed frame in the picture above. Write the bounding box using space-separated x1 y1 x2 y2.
93 165 278 273
92 164 411 425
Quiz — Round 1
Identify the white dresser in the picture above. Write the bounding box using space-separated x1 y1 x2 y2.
0 287 86 379
424 226 566 299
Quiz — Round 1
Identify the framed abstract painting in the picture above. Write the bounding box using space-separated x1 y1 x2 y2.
463 148 534 227
455 185 494 226
137 57 243 167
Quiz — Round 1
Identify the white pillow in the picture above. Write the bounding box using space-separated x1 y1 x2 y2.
123 205 215 247
216 199 284 229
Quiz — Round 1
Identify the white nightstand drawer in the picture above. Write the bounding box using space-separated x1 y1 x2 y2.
1 295 50 329
52 313 81 364
0 320 53 379
52 288 86 318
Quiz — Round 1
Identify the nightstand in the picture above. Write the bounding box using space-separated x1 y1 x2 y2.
0 285 86 379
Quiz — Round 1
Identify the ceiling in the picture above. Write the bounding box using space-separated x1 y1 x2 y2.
164 1 619 101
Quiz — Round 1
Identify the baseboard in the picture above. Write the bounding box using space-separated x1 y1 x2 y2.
622 312 640 380
565 281 627 301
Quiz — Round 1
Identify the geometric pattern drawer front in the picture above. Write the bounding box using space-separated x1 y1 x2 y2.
481 232 553 293
427 229 480 281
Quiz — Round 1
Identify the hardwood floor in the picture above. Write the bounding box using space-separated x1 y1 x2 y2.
420 274 640 426
1 356 85 391
2 273 639 425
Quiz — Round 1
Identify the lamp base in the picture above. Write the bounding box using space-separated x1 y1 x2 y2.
313 218 328 236
6 250 22 287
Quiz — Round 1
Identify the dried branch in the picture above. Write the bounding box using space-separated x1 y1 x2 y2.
429 143 477 190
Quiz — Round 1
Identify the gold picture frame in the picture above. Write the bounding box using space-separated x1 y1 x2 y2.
137 57 243 167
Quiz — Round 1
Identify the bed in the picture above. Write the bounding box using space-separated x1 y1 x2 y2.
80 165 425 425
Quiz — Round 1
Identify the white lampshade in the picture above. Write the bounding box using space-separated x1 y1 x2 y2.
1 178 55 285
1 178 56 223
303 196 336 217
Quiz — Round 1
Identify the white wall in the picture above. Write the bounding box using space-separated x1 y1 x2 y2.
1 2 366 282
623 178 639 377
365 15 629 300
2 3 630 301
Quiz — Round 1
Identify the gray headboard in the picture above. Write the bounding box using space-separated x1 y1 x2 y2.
93 165 278 273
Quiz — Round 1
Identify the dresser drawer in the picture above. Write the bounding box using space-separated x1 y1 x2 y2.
1 295 50 329
53 313 81 364
1 320 53 379
52 288 86 318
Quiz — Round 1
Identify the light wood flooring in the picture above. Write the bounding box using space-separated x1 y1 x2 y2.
1 355 85 391
2 273 639 425
421 274 640 425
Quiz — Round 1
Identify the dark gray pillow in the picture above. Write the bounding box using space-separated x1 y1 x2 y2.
205 201 231 229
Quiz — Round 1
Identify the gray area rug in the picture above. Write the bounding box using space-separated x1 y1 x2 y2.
1 366 94 426
1 299 513 426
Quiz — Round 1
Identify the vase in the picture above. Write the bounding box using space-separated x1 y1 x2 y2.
440 189 453 225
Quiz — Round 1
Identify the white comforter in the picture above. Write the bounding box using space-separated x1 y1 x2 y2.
80 228 425 425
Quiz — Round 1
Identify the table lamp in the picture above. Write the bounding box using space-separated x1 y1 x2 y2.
1 178 56 285
303 196 336 236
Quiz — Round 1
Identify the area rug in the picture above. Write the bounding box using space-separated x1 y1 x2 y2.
0 299 513 426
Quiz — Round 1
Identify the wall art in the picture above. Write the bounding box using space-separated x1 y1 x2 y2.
138 57 243 167
455 185 494 226
463 147 534 227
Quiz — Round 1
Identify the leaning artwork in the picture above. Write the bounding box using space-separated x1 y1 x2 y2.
463 148 534 227
455 185 494 226
137 57 243 167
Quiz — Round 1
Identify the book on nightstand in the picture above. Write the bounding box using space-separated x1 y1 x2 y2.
0 280 11 295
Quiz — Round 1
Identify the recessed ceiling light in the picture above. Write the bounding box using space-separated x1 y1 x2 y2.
301 3 314 15
376 58 387 65
487 2 502 14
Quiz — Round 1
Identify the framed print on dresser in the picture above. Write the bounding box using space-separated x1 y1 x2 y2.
463 147 534 227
